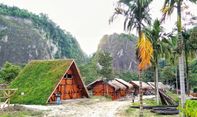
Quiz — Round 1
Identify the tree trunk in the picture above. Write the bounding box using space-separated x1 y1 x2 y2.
138 70 143 117
138 23 143 117
185 53 189 94
177 0 186 110
176 65 179 95
155 64 159 105
179 54 186 108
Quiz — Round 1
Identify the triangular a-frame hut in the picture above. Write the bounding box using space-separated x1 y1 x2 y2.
10 59 89 104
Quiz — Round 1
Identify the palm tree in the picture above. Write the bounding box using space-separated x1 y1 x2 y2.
161 0 197 109
110 0 153 116
144 19 172 105
182 27 197 94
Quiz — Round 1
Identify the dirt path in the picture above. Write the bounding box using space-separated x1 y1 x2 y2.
22 98 132 117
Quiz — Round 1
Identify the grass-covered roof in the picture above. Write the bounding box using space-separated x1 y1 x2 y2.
9 59 73 105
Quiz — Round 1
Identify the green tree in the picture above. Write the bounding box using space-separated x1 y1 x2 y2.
0 62 21 83
182 27 197 93
160 65 176 87
161 0 197 109
79 56 99 84
188 59 197 90
97 51 113 81
144 19 172 104
111 0 153 116
117 71 138 82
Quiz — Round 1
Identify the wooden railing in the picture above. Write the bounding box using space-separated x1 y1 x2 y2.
0 88 17 109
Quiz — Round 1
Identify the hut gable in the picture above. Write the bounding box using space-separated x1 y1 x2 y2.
10 59 89 105
115 78 133 89
87 79 103 90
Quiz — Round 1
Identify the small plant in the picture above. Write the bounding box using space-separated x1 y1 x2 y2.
193 87 197 93
180 100 197 117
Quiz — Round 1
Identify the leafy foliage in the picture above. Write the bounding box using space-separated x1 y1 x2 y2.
0 62 21 83
188 59 197 89
181 100 197 117
116 71 138 82
160 65 176 86
9 60 73 104
79 57 99 84
97 51 113 81
111 0 152 32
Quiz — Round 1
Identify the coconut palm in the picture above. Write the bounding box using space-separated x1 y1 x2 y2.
110 0 153 116
144 19 172 104
161 0 197 108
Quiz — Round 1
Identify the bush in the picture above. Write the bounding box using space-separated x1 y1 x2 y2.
193 87 197 93
181 100 197 117
0 62 21 83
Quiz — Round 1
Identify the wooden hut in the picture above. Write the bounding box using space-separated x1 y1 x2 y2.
130 81 151 95
110 80 127 97
115 78 133 95
108 81 121 100
87 79 106 96
87 79 122 100
9 59 89 104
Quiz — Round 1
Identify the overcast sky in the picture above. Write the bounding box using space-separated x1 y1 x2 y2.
0 0 196 55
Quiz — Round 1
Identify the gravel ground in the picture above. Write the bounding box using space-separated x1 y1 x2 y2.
20 96 155 117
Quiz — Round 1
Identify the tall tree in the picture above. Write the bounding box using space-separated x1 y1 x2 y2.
97 51 113 81
182 27 197 93
161 0 197 109
111 0 153 116
144 19 171 104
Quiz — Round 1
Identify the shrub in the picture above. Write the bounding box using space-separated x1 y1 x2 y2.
181 100 197 117
193 87 197 93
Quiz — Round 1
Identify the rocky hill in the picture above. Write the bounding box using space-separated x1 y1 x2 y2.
0 4 86 66
97 33 137 72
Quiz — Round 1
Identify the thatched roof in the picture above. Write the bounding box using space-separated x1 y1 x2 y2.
111 80 127 90
130 81 151 89
9 59 88 104
115 78 133 89
108 81 120 91
147 82 168 89
87 79 121 91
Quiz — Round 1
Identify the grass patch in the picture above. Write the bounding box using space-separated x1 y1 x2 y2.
0 111 43 117
132 98 158 106
122 108 179 117
0 105 43 117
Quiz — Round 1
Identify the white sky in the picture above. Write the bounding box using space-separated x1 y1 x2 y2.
0 0 196 55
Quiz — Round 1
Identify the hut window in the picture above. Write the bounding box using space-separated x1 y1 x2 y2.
64 73 73 79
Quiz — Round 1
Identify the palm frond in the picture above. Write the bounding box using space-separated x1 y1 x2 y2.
160 0 176 22
137 32 153 70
